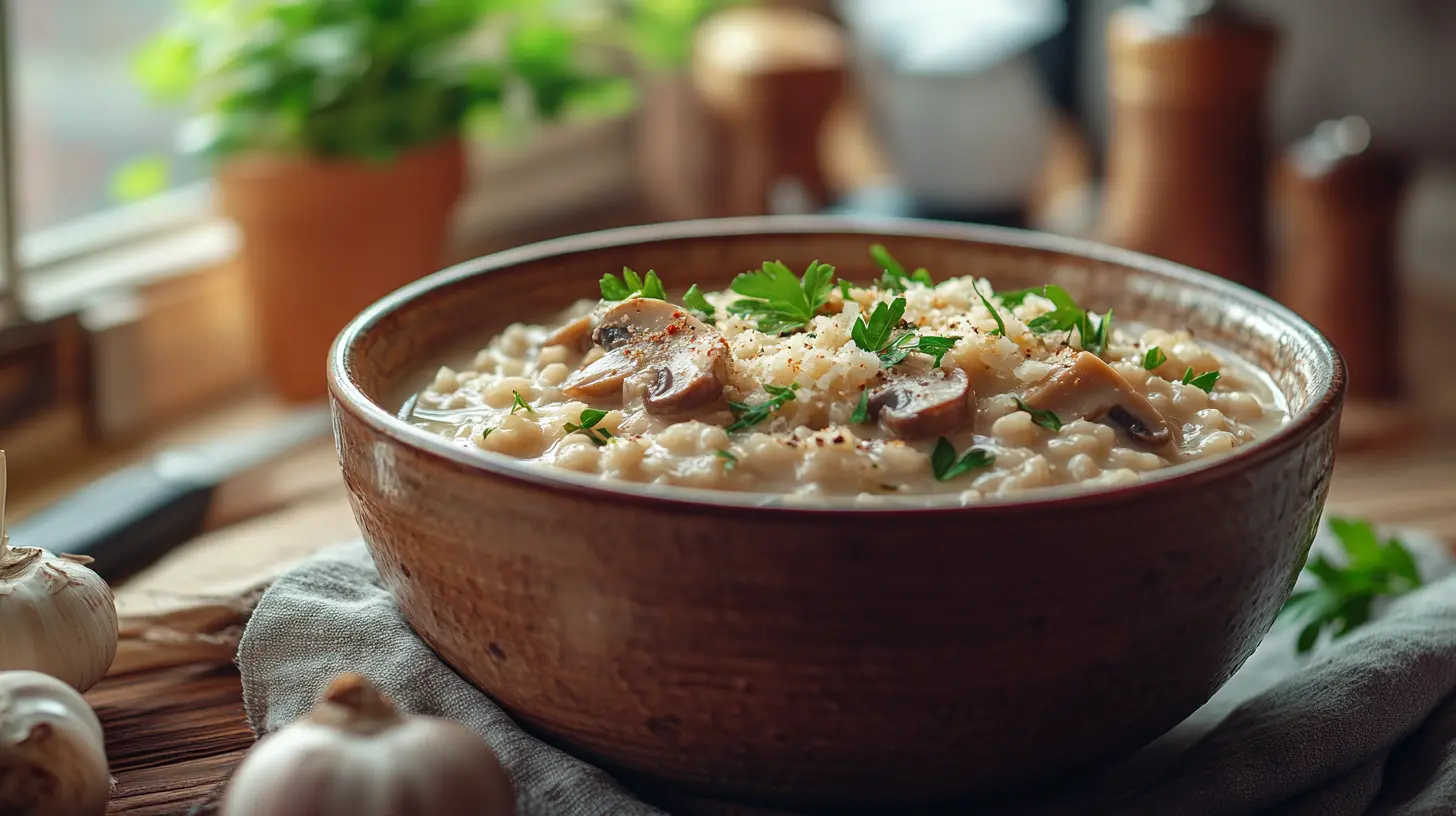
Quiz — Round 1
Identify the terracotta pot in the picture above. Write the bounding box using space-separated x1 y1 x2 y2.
218 138 465 402
329 217 1344 810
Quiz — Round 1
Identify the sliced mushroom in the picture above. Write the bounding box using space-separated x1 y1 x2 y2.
866 367 972 440
563 298 729 415
543 314 595 352
1022 352 1176 453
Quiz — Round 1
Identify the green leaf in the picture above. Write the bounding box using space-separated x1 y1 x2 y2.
995 287 1041 308
931 438 996 482
727 382 799 433
1181 367 1221 393
1143 346 1168 371
714 449 737 469
110 157 171 203
564 407 614 446
1014 397 1063 431
728 260 835 334
869 244 933 293
1025 284 1086 335
850 389 869 424
510 390 535 414
682 284 716 325
1080 309 1112 357
851 298 907 355
601 268 666 301
1296 621 1321 654
977 290 1006 337
912 336 959 368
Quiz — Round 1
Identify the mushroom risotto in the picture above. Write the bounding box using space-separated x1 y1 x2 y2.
405 247 1287 500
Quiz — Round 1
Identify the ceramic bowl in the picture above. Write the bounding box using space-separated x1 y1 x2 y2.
328 217 1344 810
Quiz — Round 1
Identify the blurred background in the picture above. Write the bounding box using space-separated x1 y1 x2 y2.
2 0 1454 478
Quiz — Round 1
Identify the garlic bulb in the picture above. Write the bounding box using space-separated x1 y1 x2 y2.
0 669 111 816
222 673 516 816
0 452 119 692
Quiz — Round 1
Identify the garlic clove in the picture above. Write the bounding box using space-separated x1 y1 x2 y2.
0 670 112 816
0 451 120 693
222 673 515 816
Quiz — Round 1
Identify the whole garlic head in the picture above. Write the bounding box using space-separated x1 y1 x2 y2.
222 673 516 816
0 670 112 816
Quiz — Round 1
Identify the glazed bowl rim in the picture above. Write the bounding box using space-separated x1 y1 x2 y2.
328 215 1346 514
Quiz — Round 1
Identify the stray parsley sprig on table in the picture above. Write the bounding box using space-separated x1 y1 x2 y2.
1143 346 1168 371
682 284 717 325
931 439 996 482
1278 517 1423 654
1181 367 1221 393
727 260 836 334
869 244 934 292
601 267 667 301
727 383 799 432
851 297 960 367
564 408 614 446
1013 397 1063 431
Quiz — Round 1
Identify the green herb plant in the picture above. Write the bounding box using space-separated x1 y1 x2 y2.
727 261 836 334
618 0 745 72
869 245 933 293
564 408 615 446
1279 518 1424 654
851 297 959 367
931 439 995 482
601 267 667 301
682 284 716 324
727 383 799 432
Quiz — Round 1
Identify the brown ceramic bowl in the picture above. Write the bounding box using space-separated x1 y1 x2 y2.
328 217 1343 810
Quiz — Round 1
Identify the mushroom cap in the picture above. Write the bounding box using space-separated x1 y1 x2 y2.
543 314 596 353
867 366 973 440
1023 352 1177 454
563 298 729 415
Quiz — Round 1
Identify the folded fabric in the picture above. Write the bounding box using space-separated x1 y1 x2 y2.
237 522 1455 815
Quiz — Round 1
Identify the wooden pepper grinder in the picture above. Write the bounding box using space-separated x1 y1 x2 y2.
1102 0 1278 291
1275 116 1410 405
690 5 846 216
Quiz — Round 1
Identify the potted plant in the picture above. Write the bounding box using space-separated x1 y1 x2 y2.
132 0 616 401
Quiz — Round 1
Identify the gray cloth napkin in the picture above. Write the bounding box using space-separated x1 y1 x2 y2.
237 522 1456 816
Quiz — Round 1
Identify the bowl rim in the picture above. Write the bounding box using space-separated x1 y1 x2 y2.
328 215 1346 514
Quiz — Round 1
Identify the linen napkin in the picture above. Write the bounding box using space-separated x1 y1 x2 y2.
237 522 1456 815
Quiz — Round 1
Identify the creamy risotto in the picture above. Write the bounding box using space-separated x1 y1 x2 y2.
406 248 1287 501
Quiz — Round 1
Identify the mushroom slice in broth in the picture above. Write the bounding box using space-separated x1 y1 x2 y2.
867 366 973 440
563 298 729 415
1023 352 1177 454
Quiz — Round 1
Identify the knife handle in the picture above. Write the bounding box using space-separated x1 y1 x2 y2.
8 463 214 582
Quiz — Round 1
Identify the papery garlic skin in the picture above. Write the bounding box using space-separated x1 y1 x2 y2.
0 543 119 693
223 673 515 816
0 670 111 816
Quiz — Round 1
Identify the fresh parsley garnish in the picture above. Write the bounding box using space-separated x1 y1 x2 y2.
1014 397 1063 431
727 383 799 432
714 449 738 469
1143 346 1168 371
851 297 958 367
1079 308 1112 357
977 289 1006 336
995 287 1042 308
564 408 614 446
682 284 716 325
1181 367 1221 393
479 427 494 441
869 244 934 292
850 389 870 424
931 438 996 482
839 279 853 299
510 391 534 414
727 260 836 334
1024 285 1084 334
601 267 667 301
1278 517 1423 654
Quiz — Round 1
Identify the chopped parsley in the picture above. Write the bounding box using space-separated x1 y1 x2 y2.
714 449 738 469
1278 518 1423 654
727 260 836 334
851 296 958 367
1024 285 1084 333
839 279 853 299
931 438 996 482
682 284 716 325
994 287 1042 308
1014 397 1063 431
869 244 934 292
479 427 494 441
850 389 870 424
600 267 667 301
976 289 1006 336
1079 309 1112 357
1181 367 1221 393
564 408 614 446
909 335 959 367
1143 346 1168 371
510 391 534 414
727 383 799 432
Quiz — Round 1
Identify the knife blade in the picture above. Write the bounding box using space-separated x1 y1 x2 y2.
6 404 334 582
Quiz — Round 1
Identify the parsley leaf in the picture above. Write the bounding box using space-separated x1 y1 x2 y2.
727 260 836 334
727 383 799 432
479 427 494 441
912 335 959 367
1143 346 1168 371
851 298 907 354
601 267 667 301
839 279 853 299
714 449 738 469
1181 367 1221 393
931 438 996 482
1079 308 1112 357
977 289 1006 336
1278 517 1423 654
563 408 614 446
1025 284 1085 334
682 284 716 325
877 332 920 367
510 391 535 414
995 287 1042 308
1014 397 1063 431
850 388 870 424
869 244 934 292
